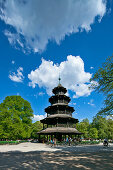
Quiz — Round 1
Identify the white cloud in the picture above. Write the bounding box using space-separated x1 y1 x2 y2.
12 60 15 64
32 113 47 122
90 66 94 69
88 99 95 106
9 67 24 82
0 0 106 52
28 55 93 98
69 102 76 106
38 92 45 96
106 115 113 120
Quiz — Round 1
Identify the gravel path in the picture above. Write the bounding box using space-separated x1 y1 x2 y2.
0 143 113 170
0 142 113 153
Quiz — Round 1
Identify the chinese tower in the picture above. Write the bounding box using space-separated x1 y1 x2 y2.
38 78 81 141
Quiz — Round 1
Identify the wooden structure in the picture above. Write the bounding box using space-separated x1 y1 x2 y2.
38 78 82 141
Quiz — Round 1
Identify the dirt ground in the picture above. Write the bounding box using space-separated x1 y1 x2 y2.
0 143 113 170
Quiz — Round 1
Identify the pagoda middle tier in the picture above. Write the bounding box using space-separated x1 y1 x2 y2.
45 104 74 116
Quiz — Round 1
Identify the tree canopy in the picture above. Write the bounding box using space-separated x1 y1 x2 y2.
0 96 113 140
0 96 33 140
90 55 113 116
76 116 113 139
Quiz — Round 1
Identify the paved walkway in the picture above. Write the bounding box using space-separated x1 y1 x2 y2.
0 142 113 153
0 143 113 170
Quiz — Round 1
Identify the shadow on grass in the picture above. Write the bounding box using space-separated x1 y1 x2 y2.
0 150 113 170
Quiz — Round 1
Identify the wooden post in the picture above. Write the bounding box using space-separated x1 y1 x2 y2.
39 134 40 143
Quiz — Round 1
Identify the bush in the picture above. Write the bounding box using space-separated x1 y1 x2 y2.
0 141 19 145
0 140 28 145
80 141 100 145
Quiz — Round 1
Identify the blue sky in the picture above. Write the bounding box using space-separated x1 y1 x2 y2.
0 0 113 122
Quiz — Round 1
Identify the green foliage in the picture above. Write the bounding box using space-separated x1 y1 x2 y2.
79 141 100 145
0 141 19 145
76 116 113 139
0 96 113 141
76 119 90 138
0 96 33 140
91 116 113 139
106 118 113 139
0 140 28 145
89 128 98 139
31 121 43 139
90 55 113 116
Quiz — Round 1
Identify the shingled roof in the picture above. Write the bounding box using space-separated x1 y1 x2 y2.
38 127 82 134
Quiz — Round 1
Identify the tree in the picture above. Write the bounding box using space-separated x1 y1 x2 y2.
31 121 43 139
90 55 113 116
76 119 90 138
89 128 98 139
106 118 113 139
0 96 33 140
91 116 108 139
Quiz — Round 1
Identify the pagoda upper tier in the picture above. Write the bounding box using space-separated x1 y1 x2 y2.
45 82 75 116
49 95 71 105
52 83 67 95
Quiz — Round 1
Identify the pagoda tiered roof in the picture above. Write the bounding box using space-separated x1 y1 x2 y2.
49 94 70 104
52 83 67 94
41 114 78 124
45 104 75 113
38 127 81 135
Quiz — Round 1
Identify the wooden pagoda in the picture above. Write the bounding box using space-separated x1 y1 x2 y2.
38 78 82 141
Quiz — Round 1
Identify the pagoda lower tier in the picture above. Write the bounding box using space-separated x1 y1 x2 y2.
38 114 82 139
38 127 81 135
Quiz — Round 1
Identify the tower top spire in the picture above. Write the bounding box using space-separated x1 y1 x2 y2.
58 75 61 84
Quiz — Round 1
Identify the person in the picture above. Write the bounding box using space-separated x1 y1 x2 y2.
69 137 71 146
54 138 56 147
103 138 108 146
51 139 53 147
66 137 69 145
53 138 54 146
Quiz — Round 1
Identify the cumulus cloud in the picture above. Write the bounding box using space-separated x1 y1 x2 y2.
32 113 47 122
0 0 106 52
28 55 93 98
9 67 24 82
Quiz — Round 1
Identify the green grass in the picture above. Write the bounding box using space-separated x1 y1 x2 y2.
0 141 19 145
0 140 28 145
79 141 100 145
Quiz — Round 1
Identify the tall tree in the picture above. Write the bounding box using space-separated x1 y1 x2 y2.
90 56 113 116
0 96 33 139
91 116 108 139
89 128 98 139
76 119 90 138
31 121 43 139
